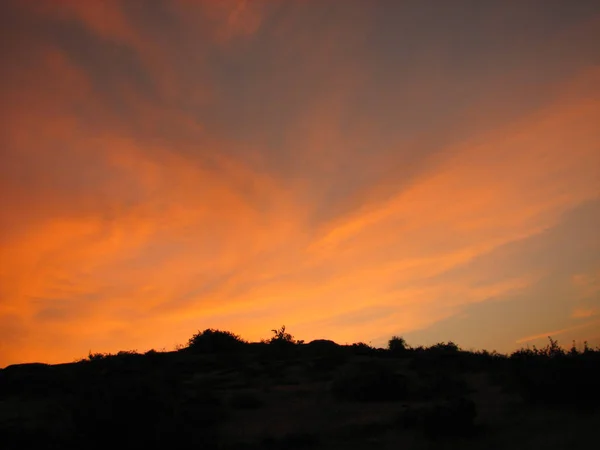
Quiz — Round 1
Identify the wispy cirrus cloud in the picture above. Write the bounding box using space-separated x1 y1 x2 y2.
1 0 599 366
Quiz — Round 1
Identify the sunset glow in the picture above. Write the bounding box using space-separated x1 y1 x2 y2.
1 0 599 366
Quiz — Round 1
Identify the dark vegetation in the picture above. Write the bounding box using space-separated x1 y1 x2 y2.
1 328 599 449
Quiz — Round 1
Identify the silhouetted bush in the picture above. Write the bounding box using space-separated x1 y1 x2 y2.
409 341 467 373
75 350 142 366
331 362 408 402
511 337 565 361
264 325 303 346
86 351 109 361
428 341 460 354
187 328 247 353
259 325 304 360
460 349 507 372
347 342 377 356
388 335 409 355
509 337 600 411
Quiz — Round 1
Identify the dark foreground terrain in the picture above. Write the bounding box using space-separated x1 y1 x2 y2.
2 329 599 449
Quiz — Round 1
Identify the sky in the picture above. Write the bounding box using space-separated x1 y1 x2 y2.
1 0 599 367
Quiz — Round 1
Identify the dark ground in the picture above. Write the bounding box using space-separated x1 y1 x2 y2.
1 332 599 449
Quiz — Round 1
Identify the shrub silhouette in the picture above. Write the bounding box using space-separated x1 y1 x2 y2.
259 325 304 360
348 342 376 356
86 351 109 361
331 362 408 402
266 325 303 345
187 328 247 353
428 341 460 354
388 335 409 355
509 337 600 410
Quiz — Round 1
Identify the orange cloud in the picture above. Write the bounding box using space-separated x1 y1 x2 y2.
1 1 599 366
571 269 600 299
516 319 600 345
572 308 598 319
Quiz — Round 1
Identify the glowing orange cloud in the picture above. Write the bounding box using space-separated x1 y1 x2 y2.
1 0 599 366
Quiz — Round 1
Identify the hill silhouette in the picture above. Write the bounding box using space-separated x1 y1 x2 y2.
1 327 599 449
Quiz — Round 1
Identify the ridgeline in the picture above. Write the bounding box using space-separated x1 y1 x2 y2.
2 327 599 449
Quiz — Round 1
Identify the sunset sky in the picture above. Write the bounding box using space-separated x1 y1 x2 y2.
1 0 599 367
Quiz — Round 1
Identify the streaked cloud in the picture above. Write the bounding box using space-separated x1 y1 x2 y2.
516 319 600 345
1 0 599 366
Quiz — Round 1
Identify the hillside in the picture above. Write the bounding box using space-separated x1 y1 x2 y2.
1 329 599 449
